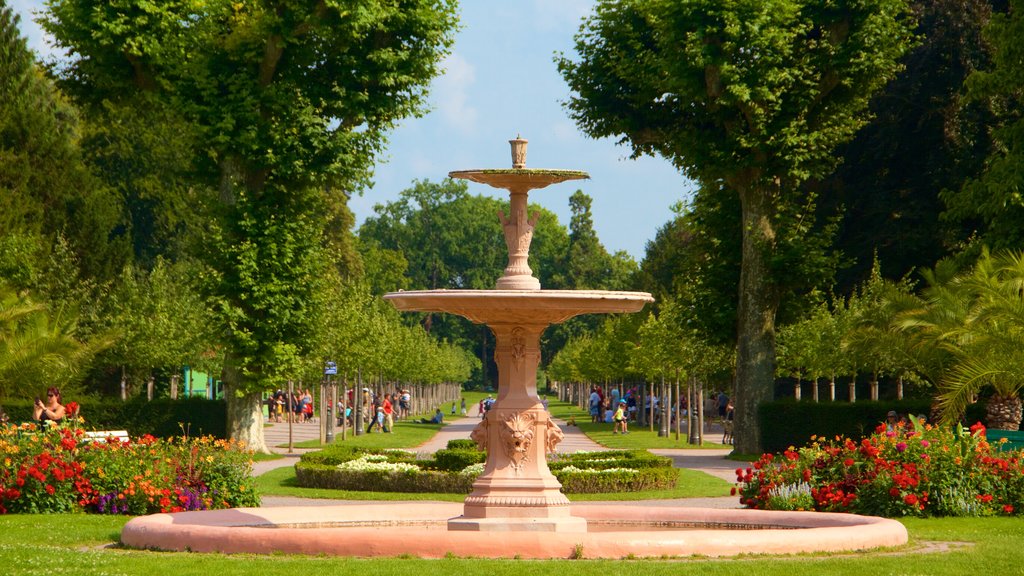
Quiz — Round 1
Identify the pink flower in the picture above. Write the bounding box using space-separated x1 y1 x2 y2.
920 440 930 448
896 442 907 452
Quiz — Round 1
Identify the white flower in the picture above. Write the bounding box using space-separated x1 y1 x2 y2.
337 455 421 474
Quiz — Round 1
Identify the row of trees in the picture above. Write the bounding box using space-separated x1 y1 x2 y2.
555 0 1024 450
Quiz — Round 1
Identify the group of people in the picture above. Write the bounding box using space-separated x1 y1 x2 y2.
268 389 315 423
588 385 638 425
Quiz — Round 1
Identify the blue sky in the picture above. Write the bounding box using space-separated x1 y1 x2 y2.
12 0 695 260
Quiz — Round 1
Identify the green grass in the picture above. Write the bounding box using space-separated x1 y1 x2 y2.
1 514 1022 574
548 399 734 450
254 464 731 501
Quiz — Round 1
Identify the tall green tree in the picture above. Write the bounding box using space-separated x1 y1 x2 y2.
942 0 1024 251
0 2 129 288
44 0 458 451
817 0 1002 292
558 0 915 452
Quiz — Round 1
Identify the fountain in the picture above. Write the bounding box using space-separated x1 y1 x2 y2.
386 136 652 532
119 138 909 558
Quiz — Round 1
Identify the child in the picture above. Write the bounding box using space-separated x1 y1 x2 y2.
613 400 628 435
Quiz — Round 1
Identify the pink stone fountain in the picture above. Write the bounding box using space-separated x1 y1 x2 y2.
385 136 653 532
119 138 909 558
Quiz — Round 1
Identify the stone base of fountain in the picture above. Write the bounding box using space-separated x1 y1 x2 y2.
120 502 909 559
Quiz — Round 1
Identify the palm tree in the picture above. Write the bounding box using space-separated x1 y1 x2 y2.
0 284 112 400
899 251 1024 429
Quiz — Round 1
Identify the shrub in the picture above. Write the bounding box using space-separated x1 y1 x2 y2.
445 439 478 451
0 422 258 514
736 420 1024 517
431 448 485 472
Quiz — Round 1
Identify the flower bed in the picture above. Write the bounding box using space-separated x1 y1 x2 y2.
295 444 677 494
735 420 1024 517
0 423 259 514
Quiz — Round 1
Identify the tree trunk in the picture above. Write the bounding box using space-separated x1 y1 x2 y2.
733 182 779 454
986 394 1023 431
222 355 269 453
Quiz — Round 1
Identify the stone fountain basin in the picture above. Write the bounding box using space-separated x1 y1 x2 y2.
120 502 908 559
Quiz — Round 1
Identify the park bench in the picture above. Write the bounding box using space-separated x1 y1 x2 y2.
80 430 130 444
986 429 1024 452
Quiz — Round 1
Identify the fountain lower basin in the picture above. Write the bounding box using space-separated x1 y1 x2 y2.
120 502 908 558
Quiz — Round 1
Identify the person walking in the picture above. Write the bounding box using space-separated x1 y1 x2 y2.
613 400 628 435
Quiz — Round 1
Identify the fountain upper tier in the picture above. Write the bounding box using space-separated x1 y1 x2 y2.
448 168 589 192
448 137 592 290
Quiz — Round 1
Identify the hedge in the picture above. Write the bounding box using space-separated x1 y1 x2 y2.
295 463 476 493
758 399 987 453
0 397 227 439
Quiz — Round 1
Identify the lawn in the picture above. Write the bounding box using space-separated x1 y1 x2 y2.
1 514 1023 575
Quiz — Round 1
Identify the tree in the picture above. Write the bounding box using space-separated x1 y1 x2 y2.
0 2 129 289
942 0 1024 252
815 0 1002 292
0 283 114 401
44 0 458 451
98 259 215 396
558 0 915 452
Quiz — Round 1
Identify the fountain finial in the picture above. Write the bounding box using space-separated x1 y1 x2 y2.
509 135 528 169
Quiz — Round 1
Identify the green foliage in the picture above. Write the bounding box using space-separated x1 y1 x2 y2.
943 0 1024 251
820 0 999 291
97 259 217 391
0 3 129 287
431 447 485 472
0 284 114 400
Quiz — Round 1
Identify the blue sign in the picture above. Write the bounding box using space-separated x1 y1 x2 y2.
324 361 337 375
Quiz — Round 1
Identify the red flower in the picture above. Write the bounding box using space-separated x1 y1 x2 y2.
970 422 986 437
1004 505 1014 514
904 494 918 506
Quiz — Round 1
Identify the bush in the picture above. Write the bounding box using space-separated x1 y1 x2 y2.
0 422 258 514
295 462 476 493
431 448 485 472
445 439 478 451
736 420 1024 517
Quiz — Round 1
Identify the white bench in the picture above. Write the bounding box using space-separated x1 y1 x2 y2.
81 430 130 443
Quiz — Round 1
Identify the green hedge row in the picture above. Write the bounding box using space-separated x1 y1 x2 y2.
549 449 672 471
295 463 476 493
557 467 677 493
758 399 987 453
1 397 227 439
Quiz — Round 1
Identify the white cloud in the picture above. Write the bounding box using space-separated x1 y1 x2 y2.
433 52 479 135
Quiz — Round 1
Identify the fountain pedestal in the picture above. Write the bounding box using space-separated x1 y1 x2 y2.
386 290 652 531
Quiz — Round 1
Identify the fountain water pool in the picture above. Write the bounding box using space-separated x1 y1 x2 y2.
119 137 909 557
